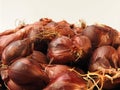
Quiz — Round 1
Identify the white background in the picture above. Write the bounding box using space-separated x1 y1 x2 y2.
1 0 120 32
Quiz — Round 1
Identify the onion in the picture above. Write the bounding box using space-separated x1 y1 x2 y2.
89 46 119 71
45 64 84 81
47 36 75 64
72 35 91 59
54 20 75 37
27 50 48 64
7 58 49 89
2 38 33 65
44 70 87 90
0 25 25 36
71 35 92 72
82 24 119 49
45 64 71 80
47 35 91 70
7 79 49 90
89 45 120 89
0 30 25 59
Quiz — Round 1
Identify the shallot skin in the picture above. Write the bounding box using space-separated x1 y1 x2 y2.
44 70 87 90
71 35 92 72
0 31 24 59
72 35 92 61
7 79 49 90
72 35 91 55
2 38 33 65
45 65 71 80
54 20 75 37
47 36 75 64
0 25 25 36
28 50 48 64
89 45 120 89
82 24 119 49
8 58 49 89
89 45 119 71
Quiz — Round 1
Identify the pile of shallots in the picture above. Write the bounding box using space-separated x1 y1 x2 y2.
0 18 120 90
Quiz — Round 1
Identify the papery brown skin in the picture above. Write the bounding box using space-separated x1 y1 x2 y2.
54 20 75 37
7 79 48 90
8 58 49 89
82 24 119 49
72 35 92 59
43 70 87 90
0 18 53 60
89 45 120 89
101 25 120 48
0 30 25 59
7 79 23 90
26 19 55 54
0 24 33 60
45 65 71 80
28 20 75 41
0 25 26 36
2 38 33 65
71 35 92 72
28 20 75 54
47 36 75 64
27 50 48 64
45 64 84 80
89 46 119 71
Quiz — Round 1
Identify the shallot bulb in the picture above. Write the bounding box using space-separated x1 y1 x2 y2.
0 30 25 59
47 36 75 64
45 64 71 80
72 35 92 60
82 24 119 49
44 70 87 90
89 46 119 71
45 64 84 80
27 50 48 64
89 45 120 89
72 35 92 72
2 38 33 65
0 25 25 36
54 20 75 37
7 78 49 90
0 18 53 60
47 35 92 69
7 58 49 89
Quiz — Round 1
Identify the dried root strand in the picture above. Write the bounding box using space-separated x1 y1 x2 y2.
15 19 26 27
69 69 110 90
30 29 59 41
70 68 120 90
38 30 58 39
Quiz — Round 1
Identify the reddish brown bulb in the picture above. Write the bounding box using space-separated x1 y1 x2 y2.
8 58 49 89
89 45 120 89
44 70 87 90
82 24 119 49
47 36 75 64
